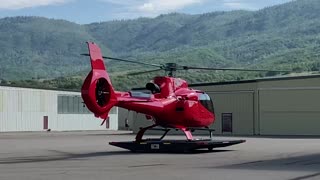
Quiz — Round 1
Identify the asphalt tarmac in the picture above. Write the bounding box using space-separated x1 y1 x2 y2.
0 131 320 180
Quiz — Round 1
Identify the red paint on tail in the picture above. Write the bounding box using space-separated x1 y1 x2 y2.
81 42 117 119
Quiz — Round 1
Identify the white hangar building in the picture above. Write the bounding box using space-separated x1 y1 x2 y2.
0 85 118 132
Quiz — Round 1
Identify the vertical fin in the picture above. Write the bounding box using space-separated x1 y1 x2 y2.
81 42 117 120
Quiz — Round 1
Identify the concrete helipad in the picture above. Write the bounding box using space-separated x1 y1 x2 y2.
0 131 320 180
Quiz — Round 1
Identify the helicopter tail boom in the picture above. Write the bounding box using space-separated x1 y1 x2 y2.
81 42 117 119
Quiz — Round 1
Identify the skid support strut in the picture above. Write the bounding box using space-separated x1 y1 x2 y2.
181 128 193 141
135 124 158 142
135 125 195 142
135 125 216 142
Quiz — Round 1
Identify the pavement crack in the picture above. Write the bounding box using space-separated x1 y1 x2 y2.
128 163 167 168
288 172 320 180
284 160 308 165
232 160 264 165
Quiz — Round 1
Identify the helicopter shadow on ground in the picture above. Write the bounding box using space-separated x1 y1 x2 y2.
210 153 320 172
209 153 320 180
87 133 134 136
133 149 233 154
0 149 233 165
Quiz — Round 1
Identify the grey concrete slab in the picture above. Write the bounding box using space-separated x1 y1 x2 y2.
0 132 320 180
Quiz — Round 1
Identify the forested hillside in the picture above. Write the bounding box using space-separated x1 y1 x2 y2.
0 0 320 90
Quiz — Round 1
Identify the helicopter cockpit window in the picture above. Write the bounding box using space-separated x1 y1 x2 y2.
199 93 214 113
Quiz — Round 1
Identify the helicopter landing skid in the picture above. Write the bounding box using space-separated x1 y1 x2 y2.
109 139 245 153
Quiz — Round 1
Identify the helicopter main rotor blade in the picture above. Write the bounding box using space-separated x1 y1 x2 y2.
81 53 162 68
81 53 290 76
126 69 163 76
182 66 290 72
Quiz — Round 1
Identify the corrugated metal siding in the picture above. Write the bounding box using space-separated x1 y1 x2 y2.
132 113 154 134
207 91 254 135
0 86 118 132
259 88 320 135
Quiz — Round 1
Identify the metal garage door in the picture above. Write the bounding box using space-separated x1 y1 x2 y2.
208 91 254 135
259 89 320 135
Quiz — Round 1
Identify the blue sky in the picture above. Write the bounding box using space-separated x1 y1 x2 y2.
0 0 293 24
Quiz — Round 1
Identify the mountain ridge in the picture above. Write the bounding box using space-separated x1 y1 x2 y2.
0 0 320 90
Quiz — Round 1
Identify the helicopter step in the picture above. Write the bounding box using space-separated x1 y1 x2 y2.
109 139 245 153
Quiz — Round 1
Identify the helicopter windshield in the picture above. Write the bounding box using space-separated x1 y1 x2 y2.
198 93 214 113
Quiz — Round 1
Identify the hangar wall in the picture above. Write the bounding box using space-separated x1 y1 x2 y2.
207 91 254 135
257 77 320 135
0 86 118 132
195 82 257 135
196 75 320 136
118 108 135 130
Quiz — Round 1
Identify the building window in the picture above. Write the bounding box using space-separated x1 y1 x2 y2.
58 95 89 114
57 95 117 114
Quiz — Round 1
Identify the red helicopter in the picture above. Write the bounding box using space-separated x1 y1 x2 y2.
81 42 285 152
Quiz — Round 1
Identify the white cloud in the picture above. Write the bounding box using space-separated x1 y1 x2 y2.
139 3 154 12
98 0 138 6
0 0 69 10
223 2 257 10
224 2 242 8
100 0 203 12
221 0 291 11
98 0 204 20
138 0 203 13
98 0 292 20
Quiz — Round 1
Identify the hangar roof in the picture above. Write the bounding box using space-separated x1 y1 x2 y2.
0 83 79 92
131 74 320 90
189 74 320 87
